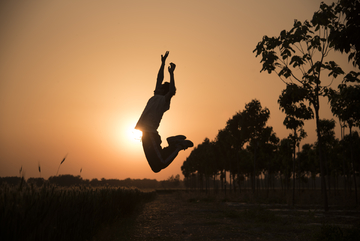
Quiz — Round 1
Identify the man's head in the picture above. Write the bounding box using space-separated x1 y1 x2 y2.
160 82 170 95
155 82 170 95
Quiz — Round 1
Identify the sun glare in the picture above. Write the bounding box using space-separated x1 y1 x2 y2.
116 116 144 155
129 129 143 141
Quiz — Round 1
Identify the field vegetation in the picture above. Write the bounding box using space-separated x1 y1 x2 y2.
0 180 155 241
93 189 360 241
1 176 359 240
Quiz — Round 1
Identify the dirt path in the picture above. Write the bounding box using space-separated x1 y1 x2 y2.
129 192 248 241
94 191 360 241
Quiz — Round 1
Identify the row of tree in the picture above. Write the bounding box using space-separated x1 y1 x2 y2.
181 99 359 190
182 0 360 211
0 174 182 189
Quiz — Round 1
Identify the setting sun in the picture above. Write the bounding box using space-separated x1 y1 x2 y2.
120 115 142 142
129 129 142 141
113 115 144 154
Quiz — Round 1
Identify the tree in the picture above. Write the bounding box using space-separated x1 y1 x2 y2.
181 146 200 189
182 100 275 193
160 174 181 188
196 138 217 192
325 0 360 68
328 73 360 131
317 0 360 205
278 84 311 205
224 113 245 193
254 124 279 193
181 138 218 191
226 100 273 192
327 42 360 207
277 138 293 190
253 1 354 211
316 119 341 192
27 177 45 187
297 143 318 189
214 127 235 193
48 174 82 187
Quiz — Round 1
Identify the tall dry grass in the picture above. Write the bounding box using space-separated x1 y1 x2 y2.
0 182 155 241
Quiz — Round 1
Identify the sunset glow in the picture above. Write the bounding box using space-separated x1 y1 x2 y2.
116 117 143 152
0 0 356 181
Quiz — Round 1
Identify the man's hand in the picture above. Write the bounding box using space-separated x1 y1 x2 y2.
168 62 176 73
161 51 169 63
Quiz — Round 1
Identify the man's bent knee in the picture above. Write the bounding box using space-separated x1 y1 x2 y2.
151 167 162 173
147 159 163 173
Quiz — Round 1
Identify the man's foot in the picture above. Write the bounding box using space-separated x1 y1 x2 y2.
167 135 186 146
178 140 194 150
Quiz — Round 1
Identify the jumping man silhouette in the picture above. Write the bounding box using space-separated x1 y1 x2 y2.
135 51 193 173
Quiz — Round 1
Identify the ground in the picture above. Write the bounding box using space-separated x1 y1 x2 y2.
93 190 360 241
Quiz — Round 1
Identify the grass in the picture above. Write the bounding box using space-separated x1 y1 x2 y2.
3 183 359 240
314 224 360 241
0 182 156 241
181 188 359 207
173 189 360 240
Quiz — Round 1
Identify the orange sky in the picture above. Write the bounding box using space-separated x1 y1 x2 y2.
0 0 356 181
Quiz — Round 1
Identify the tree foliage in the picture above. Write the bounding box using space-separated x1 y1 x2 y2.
252 0 360 211
182 100 278 191
323 0 360 68
181 95 359 196
328 73 360 129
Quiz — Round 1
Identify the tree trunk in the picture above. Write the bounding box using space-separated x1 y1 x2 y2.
233 173 236 193
314 100 329 211
220 170 224 191
205 175 208 194
229 172 232 193
224 170 227 197
341 122 349 192
292 137 296 207
213 174 217 194
253 142 257 193
349 125 358 205
325 153 331 194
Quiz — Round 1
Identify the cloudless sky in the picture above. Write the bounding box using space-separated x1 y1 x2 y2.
0 0 356 181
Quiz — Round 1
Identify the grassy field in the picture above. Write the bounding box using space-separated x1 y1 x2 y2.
180 189 360 240
2 182 360 241
0 182 155 241
91 189 360 240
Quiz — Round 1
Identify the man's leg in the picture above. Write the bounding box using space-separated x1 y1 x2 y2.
160 145 183 169
142 132 182 173
142 132 163 172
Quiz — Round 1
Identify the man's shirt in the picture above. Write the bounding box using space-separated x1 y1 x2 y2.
135 95 170 133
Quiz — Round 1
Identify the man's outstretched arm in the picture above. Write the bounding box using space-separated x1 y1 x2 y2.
155 51 169 92
165 62 176 102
